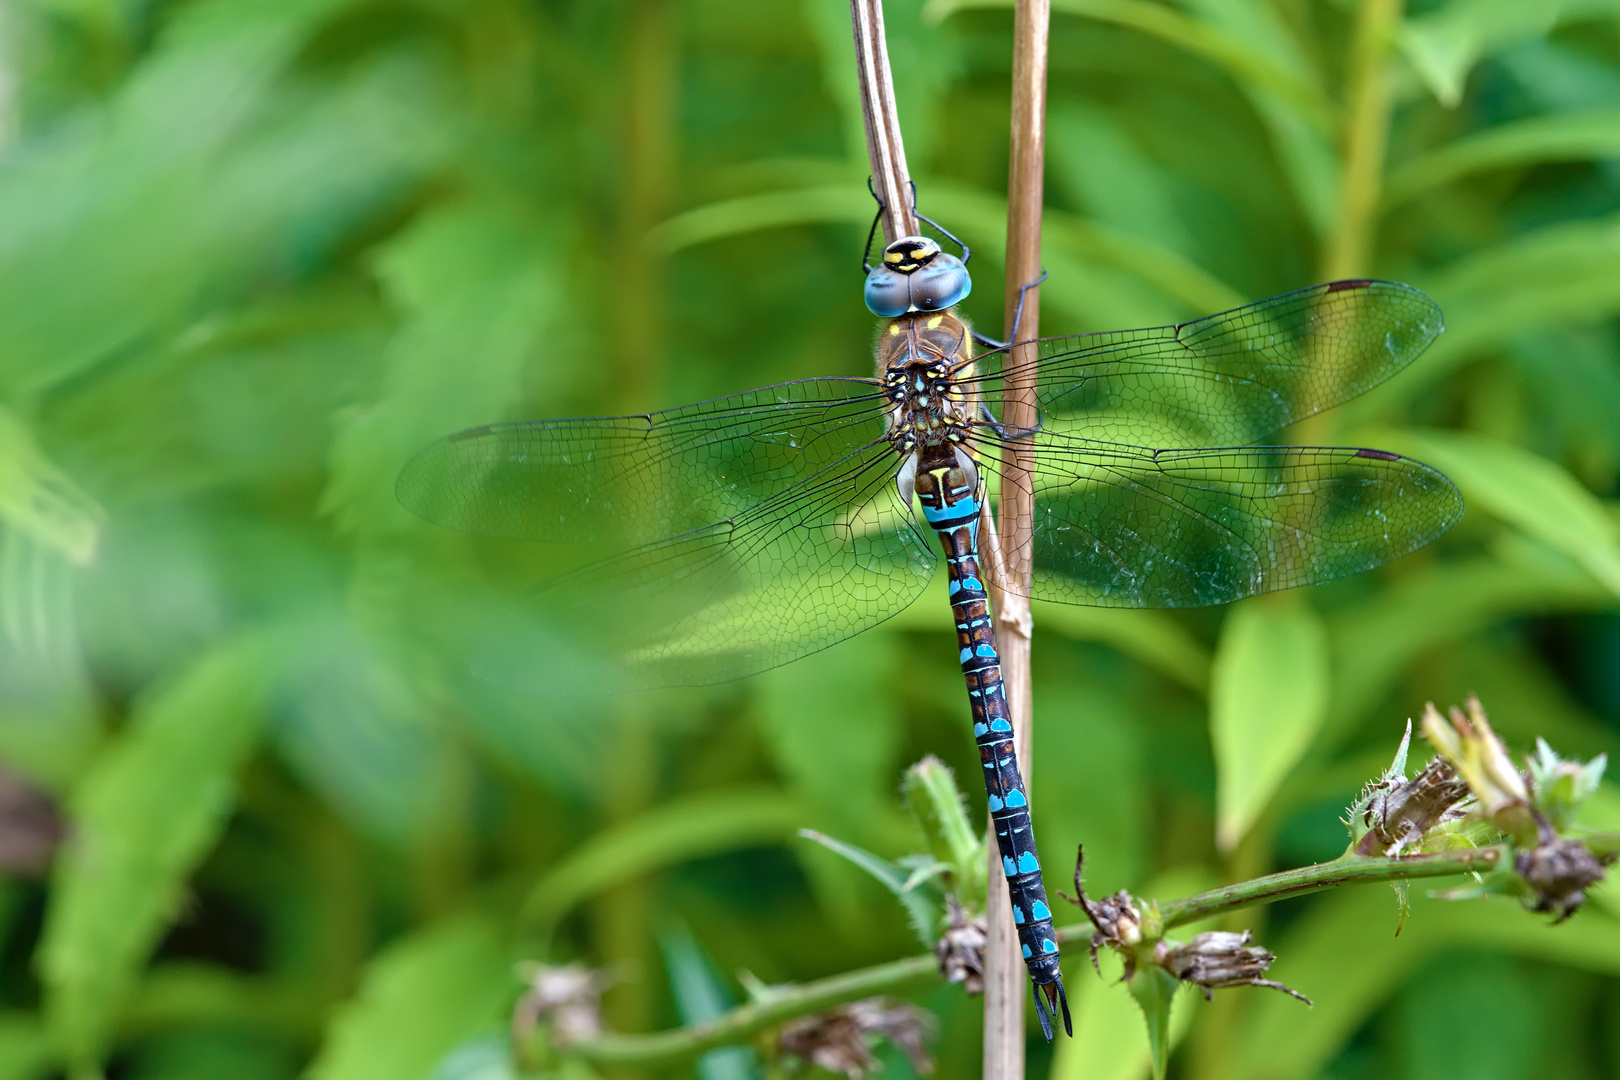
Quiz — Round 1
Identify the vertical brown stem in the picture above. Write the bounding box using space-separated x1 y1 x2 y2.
850 0 918 243
987 0 1049 1072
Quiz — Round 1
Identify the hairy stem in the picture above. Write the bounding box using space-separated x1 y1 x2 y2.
561 841 1555 1068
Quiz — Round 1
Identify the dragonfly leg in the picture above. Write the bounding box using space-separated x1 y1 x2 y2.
1008 268 1049 343
968 268 1049 351
861 177 885 274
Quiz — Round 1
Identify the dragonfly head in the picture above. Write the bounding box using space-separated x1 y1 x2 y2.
864 235 972 318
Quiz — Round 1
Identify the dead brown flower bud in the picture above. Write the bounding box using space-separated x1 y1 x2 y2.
0 765 62 875
777 998 935 1078
935 898 986 994
1059 845 1144 974
1354 755 1470 856
1515 836 1610 923
511 963 609 1047
1157 930 1312 1005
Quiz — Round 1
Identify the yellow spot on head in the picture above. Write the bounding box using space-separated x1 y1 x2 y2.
887 323 903 336
926 315 944 329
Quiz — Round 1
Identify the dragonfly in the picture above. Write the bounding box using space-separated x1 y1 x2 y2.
397 216 1463 1040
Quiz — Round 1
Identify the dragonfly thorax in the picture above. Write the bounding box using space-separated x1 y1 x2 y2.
877 310 977 464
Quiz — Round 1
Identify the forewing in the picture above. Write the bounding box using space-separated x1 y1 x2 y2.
544 445 937 685
396 377 890 549
970 281 1443 448
1003 435 1463 609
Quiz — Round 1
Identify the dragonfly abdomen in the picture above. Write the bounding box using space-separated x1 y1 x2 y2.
913 455 1071 1039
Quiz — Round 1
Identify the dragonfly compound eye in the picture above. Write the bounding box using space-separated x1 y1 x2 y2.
864 236 971 316
906 252 971 312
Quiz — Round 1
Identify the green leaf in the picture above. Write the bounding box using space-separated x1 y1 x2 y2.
1381 430 1620 599
798 829 941 948
323 201 566 533
0 1013 50 1080
1126 965 1182 1080
426 1037 518 1080
0 407 100 566
1325 541 1611 732
658 922 759 1080
1386 108 1620 205
520 788 808 941
932 0 1330 126
0 0 443 398
1033 601 1212 694
306 915 511 1080
1343 216 1620 418
1399 0 1567 107
1210 597 1329 851
1232 885 1620 1080
39 633 272 1067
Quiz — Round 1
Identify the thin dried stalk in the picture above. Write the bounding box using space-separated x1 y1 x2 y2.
850 0 918 243
986 1 1049 1073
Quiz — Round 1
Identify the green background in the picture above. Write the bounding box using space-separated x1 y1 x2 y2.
1 0 1619 1077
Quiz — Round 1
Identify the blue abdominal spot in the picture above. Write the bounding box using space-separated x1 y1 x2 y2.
1031 900 1051 920
1018 853 1039 874
1003 857 1018 876
990 718 1012 732
987 794 1004 812
1041 939 1058 953
1022 944 1032 959
1004 789 1026 808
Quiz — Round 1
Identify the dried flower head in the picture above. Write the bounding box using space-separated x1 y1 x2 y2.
1515 836 1610 923
1157 930 1311 1005
934 897 986 994
1353 753 1470 856
511 962 610 1047
0 766 63 875
1421 696 1534 842
776 998 935 1078
1060 845 1144 974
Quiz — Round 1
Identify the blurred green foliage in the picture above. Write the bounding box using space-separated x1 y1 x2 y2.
0 0 1618 1078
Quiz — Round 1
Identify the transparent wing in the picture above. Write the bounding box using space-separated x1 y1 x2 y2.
968 280 1443 448
546 446 936 686
396 378 936 685
397 377 892 549
979 435 1463 608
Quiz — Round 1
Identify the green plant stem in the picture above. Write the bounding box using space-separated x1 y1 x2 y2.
566 843 1548 1067
1321 0 1402 279
1155 847 1500 928
571 953 940 1066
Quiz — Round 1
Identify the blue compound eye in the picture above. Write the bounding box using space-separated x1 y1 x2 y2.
863 236 972 316
864 265 912 318
908 252 971 311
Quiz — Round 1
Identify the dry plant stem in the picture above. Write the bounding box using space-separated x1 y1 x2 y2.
850 0 918 243
562 843 1543 1068
986 0 1050 1066
1320 0 1402 280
